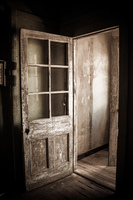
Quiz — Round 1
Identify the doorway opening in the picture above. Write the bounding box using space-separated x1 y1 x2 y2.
74 27 119 191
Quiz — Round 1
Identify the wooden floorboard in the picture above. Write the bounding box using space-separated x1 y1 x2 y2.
2 173 115 200
76 149 116 191
1 149 116 200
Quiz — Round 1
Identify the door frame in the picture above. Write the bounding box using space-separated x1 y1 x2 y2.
73 26 119 170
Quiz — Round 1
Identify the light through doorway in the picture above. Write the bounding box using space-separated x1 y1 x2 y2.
74 27 119 191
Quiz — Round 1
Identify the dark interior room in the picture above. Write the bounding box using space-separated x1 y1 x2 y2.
0 1 132 199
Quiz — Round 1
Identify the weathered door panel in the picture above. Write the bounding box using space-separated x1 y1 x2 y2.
21 29 73 190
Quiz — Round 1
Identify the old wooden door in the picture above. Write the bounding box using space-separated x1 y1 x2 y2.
21 29 73 190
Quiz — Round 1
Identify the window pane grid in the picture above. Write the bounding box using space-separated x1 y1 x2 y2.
27 38 69 120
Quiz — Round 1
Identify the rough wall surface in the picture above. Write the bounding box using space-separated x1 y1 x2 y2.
75 31 112 156
74 37 91 155
91 33 111 149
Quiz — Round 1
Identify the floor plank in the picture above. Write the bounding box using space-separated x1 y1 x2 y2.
76 149 116 191
2 173 115 200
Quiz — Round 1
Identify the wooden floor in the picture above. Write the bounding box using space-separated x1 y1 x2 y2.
75 149 116 191
2 173 115 200
2 149 116 200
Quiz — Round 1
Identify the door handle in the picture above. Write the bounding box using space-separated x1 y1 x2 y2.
25 128 30 135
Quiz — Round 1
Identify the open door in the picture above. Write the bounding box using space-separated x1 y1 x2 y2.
21 29 73 191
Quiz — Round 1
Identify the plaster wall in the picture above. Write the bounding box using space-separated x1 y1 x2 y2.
91 33 111 149
75 29 119 157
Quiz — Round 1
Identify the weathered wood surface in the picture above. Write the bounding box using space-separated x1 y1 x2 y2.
109 29 119 166
75 149 116 191
21 29 73 191
5 173 115 200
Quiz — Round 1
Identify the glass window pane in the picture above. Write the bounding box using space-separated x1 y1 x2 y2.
28 94 49 120
51 42 68 65
51 68 68 91
28 39 48 64
28 67 49 93
51 93 68 117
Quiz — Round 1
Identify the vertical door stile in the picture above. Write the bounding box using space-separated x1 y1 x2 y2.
49 39 51 118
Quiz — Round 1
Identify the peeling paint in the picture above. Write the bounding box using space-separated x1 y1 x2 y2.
21 29 73 190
